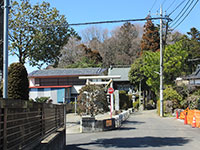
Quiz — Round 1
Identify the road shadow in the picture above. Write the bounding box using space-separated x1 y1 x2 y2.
65 136 190 149
66 121 80 124
65 145 88 150
123 120 145 124
118 127 136 131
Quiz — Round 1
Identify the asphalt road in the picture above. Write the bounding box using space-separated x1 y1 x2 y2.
65 110 200 150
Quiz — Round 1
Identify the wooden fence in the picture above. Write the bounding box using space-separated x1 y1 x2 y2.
0 99 65 150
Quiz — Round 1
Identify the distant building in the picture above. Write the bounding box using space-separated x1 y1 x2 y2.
108 66 133 92
29 68 106 104
175 77 189 86
185 64 200 86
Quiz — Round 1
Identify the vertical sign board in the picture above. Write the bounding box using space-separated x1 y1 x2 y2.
114 90 119 111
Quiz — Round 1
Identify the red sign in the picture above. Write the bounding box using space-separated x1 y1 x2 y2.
108 87 114 94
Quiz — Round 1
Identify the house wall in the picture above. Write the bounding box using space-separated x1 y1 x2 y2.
190 79 200 85
29 88 38 100
29 88 59 104
195 79 200 85
51 88 57 104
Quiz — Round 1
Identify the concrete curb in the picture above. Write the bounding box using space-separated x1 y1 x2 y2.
80 108 134 133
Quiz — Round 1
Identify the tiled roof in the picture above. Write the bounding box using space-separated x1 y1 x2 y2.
29 68 106 77
108 67 130 81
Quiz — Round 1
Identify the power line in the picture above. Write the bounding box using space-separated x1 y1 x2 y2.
170 0 194 26
9 17 172 29
162 0 166 6
156 0 166 13
150 0 157 12
68 17 172 26
172 0 199 30
170 0 195 27
168 0 187 16
166 0 176 11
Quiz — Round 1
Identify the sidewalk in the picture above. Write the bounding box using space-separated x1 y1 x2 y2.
66 113 81 134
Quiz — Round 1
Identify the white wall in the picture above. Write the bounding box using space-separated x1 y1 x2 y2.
44 88 51 97
29 88 38 100
71 85 84 94
51 89 57 104
29 78 35 87
195 79 200 85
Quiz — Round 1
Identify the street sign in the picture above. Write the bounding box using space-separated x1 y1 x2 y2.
108 87 114 94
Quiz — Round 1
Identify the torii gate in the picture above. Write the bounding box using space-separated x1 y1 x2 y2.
79 75 121 114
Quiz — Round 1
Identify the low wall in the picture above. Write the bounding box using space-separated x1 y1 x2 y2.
34 128 66 150
80 108 133 133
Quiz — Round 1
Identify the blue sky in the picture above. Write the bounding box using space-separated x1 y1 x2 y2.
9 0 200 73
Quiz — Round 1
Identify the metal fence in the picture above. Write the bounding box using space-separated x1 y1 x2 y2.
0 99 65 150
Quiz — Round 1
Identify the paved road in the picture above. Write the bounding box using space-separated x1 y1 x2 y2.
65 110 200 150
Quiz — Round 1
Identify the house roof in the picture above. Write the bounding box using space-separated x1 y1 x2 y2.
185 65 200 79
108 67 130 81
29 85 72 88
28 68 106 78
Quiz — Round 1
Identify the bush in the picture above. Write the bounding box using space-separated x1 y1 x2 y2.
119 90 132 110
146 100 155 110
8 63 29 100
163 86 182 113
180 95 200 110
35 97 50 103
133 100 139 109
157 100 160 115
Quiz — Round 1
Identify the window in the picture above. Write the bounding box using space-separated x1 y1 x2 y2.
37 77 86 86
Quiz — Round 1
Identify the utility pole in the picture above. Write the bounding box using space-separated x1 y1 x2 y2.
3 0 9 98
159 5 163 117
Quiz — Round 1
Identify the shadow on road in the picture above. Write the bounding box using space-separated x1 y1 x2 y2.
65 136 190 149
118 127 136 130
123 120 145 124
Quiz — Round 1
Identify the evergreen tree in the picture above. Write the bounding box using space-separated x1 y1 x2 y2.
140 18 160 54
8 63 29 100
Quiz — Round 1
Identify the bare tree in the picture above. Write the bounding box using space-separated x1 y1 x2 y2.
58 37 82 67
101 22 142 66
81 26 109 43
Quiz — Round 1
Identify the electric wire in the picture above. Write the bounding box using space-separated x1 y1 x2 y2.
166 0 176 11
162 0 166 6
156 0 166 12
150 0 157 12
68 17 172 26
8 17 172 29
172 0 199 30
170 0 195 27
168 0 187 16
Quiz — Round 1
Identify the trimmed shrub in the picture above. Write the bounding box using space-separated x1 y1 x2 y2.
77 84 109 117
8 63 29 100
